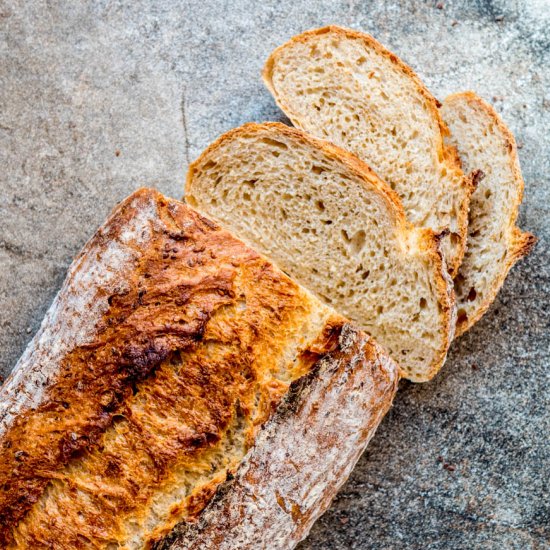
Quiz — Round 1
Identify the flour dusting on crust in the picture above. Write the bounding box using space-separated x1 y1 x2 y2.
0 191 158 437
158 327 398 550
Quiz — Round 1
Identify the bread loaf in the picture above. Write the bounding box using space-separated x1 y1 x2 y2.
440 92 536 335
0 189 397 548
185 122 455 382
263 25 474 277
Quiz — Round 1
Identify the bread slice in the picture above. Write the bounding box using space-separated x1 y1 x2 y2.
263 25 474 277
440 92 536 336
185 122 455 382
0 189 398 548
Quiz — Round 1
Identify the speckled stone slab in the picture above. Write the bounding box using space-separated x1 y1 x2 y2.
1 1 548 548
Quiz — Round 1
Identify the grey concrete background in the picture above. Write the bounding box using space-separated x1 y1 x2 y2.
1 1 548 548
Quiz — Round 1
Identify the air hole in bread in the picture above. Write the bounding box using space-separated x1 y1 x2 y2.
261 138 288 150
419 297 427 309
350 230 366 254
467 287 477 302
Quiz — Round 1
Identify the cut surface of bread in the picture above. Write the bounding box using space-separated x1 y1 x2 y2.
441 92 536 336
185 122 455 382
263 25 474 277
0 189 397 548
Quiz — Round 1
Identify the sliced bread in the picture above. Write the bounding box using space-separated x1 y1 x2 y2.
185 122 455 382
263 25 474 277
440 92 536 336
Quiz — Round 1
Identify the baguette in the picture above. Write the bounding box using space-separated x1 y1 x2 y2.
185 122 455 382
440 92 536 335
0 188 397 548
263 25 474 277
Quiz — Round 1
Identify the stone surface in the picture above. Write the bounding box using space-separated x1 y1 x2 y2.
1 1 548 548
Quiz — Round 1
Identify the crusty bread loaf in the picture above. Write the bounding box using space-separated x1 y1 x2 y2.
0 189 397 549
440 92 536 336
263 25 474 277
185 122 455 382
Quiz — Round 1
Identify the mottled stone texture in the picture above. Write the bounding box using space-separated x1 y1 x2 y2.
1 1 548 548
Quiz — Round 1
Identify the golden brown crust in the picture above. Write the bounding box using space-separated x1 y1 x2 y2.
262 25 474 277
1 189 367 547
185 122 455 382
153 326 398 549
444 92 537 336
